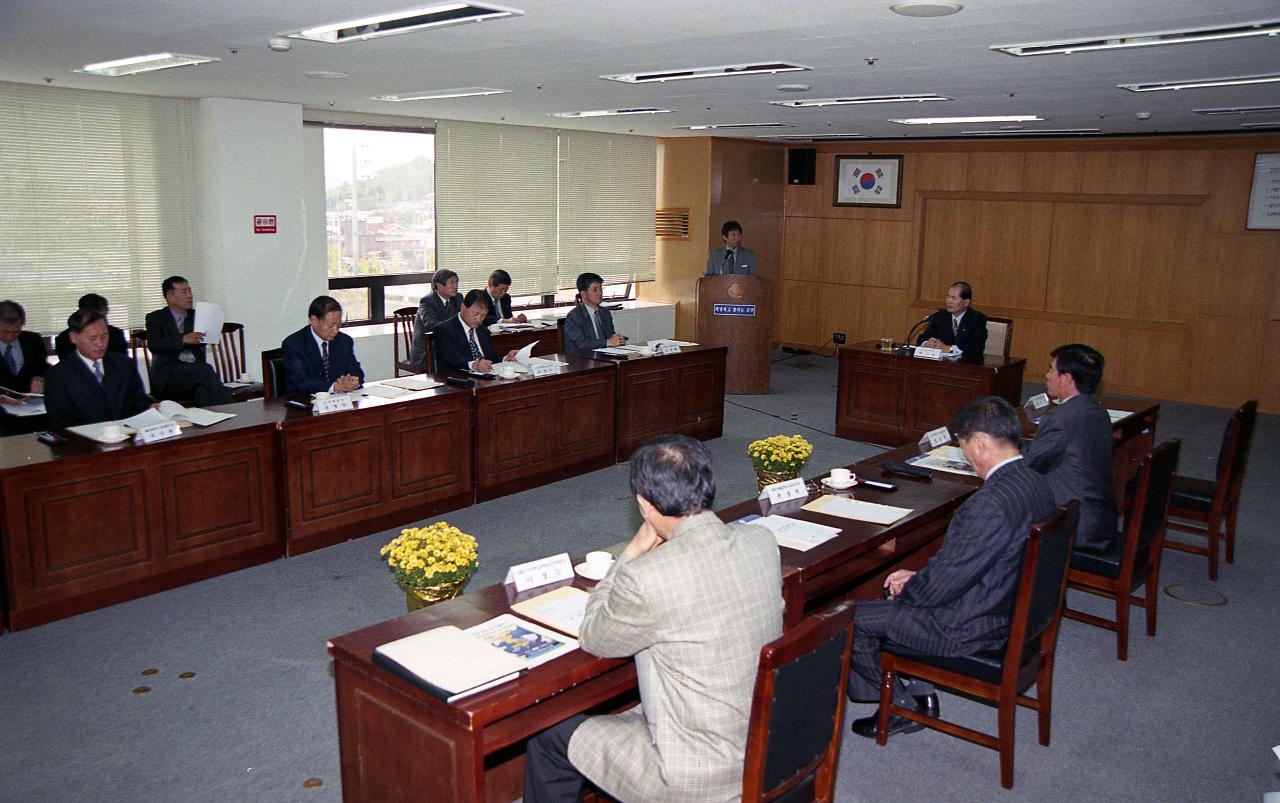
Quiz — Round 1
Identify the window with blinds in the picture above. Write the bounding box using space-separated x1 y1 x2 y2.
0 82 200 334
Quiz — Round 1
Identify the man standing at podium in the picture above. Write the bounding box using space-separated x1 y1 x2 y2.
918 281 988 356
705 220 756 275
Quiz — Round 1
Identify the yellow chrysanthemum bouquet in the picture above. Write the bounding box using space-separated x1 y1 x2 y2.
747 434 814 474
380 522 478 588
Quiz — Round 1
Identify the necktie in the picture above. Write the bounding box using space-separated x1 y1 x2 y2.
952 317 959 336
93 360 104 383
589 308 600 339
2 344 15 374
321 340 331 381
725 250 735 274
467 327 482 361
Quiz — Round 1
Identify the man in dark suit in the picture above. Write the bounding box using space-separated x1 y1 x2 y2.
282 296 364 395
54 294 128 360
143 276 233 406
563 273 626 353
432 289 518 373
483 269 528 327
0 300 48 396
1025 343 1117 551
704 220 757 276
848 396 1056 738
409 268 461 371
918 281 989 357
44 310 153 431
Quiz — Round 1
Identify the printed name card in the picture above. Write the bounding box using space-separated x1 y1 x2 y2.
654 341 681 355
1025 393 1050 411
504 552 575 592
912 346 943 361
760 477 809 505
923 426 951 449
529 361 558 377
313 394 356 415
134 420 182 445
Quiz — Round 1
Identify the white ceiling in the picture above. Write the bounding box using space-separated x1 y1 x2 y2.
2 0 1279 140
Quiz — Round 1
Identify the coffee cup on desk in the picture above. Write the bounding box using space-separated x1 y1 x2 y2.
829 468 854 487
585 551 614 574
495 363 518 379
637 344 655 356
103 424 122 440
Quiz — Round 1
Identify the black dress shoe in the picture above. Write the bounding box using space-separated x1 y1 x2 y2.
851 695 940 739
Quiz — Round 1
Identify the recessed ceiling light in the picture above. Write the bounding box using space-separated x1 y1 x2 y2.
757 133 867 140
76 53 220 77
1240 121 1280 129
672 123 791 130
776 83 811 92
891 115 1042 125
547 108 673 118
993 19 1280 56
890 1 963 18
1119 73 1280 92
285 2 523 44
304 70 349 80
962 128 1101 136
373 87 507 101
602 62 809 84
772 94 949 108
1194 105 1280 115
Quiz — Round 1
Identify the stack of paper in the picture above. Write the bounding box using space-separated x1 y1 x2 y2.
750 515 843 552
510 586 589 636
380 377 443 392
0 388 45 417
66 400 236 443
802 495 914 525
907 446 977 477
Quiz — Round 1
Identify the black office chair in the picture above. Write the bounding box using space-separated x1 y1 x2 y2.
877 502 1079 790
261 347 286 401
741 600 855 802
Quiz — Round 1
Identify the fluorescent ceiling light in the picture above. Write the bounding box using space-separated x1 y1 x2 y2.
1240 121 1280 129
757 133 867 140
602 62 809 84
286 2 522 44
993 19 1280 56
372 87 508 101
772 94 949 108
673 123 791 130
961 128 1101 136
77 53 220 77
1194 105 1280 115
547 108 672 118
1119 73 1280 92
892 115 1042 125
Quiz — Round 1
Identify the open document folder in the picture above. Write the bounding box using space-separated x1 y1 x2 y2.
66 400 236 443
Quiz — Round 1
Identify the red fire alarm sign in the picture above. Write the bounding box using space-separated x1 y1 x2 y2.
254 214 278 234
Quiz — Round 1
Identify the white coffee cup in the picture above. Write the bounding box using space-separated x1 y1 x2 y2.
103 424 122 440
496 363 518 378
585 550 613 574
638 344 655 356
830 468 854 486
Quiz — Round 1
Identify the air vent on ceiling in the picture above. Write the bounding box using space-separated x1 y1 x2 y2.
656 209 691 240
602 62 809 84
993 19 1280 56
286 3 523 44
1194 105 1280 116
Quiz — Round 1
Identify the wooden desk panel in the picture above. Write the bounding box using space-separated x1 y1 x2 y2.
610 346 727 461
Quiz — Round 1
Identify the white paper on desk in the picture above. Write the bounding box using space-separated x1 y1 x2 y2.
651 339 697 347
120 407 173 431
0 397 46 416
802 495 913 525
527 356 567 367
193 301 224 339
1106 409 1133 423
465 614 579 670
752 515 842 552
360 384 409 399
381 377 443 392
514 341 540 365
154 399 235 427
593 347 634 356
510 586 589 637
907 446 977 477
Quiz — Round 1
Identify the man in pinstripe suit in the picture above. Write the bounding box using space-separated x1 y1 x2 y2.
524 435 784 802
848 396 1056 738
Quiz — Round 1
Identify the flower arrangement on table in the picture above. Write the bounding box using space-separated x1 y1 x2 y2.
747 434 814 490
380 522 479 610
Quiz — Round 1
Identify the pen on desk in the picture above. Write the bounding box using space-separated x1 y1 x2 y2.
285 400 309 409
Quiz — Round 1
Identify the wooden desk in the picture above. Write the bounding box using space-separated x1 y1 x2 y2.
277 386 475 555
0 404 282 630
595 345 727 461
835 341 1025 445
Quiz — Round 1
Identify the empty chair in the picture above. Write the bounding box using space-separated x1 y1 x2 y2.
1165 400 1257 580
392 306 419 377
876 502 1079 790
1064 439 1180 661
984 316 1014 358
207 322 264 401
261 347 286 401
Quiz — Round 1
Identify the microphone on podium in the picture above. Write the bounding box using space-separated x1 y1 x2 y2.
898 315 932 355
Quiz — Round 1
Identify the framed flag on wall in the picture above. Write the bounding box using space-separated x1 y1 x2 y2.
834 155 903 208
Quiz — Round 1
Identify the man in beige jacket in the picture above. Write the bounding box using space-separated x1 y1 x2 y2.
524 435 784 802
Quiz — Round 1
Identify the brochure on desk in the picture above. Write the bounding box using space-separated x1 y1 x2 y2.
66 400 236 443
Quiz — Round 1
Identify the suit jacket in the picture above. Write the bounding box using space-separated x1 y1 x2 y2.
562 304 617 352
896 458 1057 650
431 316 497 372
918 307 989 356
409 292 461 370
44 350 151 431
54 326 128 361
482 290 513 327
705 245 757 276
569 512 783 803
281 326 363 395
1025 393 1118 551
0 330 49 393
144 306 209 393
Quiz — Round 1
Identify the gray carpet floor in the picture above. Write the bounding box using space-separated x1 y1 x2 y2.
1 351 1275 802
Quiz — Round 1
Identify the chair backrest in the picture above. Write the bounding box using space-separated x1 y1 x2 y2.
742 601 855 803
130 328 151 371
1214 400 1258 500
208 322 247 383
1005 501 1079 678
392 306 417 377
261 347 286 401
1124 439 1181 577
985 316 1013 358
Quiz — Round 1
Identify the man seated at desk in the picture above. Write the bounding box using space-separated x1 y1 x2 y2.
282 296 363 395
524 434 783 802
847 396 1055 738
432 289 517 373
1 300 48 397
563 272 626 353
483 269 528 327
918 280 988 356
409 268 461 371
144 275 234 407
1025 343 1117 552
44 310 154 431
54 293 128 359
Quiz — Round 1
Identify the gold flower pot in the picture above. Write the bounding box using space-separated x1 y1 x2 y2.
402 574 474 612
755 467 802 493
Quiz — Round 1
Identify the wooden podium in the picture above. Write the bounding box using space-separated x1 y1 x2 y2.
696 274 771 394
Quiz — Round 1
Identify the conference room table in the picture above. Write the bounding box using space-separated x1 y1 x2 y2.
327 458 977 802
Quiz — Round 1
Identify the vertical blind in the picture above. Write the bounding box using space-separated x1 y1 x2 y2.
0 82 201 333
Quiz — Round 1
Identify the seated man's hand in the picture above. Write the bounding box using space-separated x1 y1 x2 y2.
514 313 528 323
183 332 205 345
921 337 945 350
885 569 916 598
607 333 627 347
29 377 44 395
470 358 493 373
333 374 361 393
623 520 663 559
503 350 519 362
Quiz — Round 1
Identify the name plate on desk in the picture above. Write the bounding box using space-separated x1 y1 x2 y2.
759 477 809 505
922 426 951 449
712 303 756 316
912 346 944 360
529 361 558 378
134 420 181 444
504 552 574 592
313 394 356 415
654 341 681 355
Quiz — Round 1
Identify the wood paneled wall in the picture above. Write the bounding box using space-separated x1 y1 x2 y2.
777 135 1280 412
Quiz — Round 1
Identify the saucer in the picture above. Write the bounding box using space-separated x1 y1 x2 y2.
574 561 613 580
821 477 857 490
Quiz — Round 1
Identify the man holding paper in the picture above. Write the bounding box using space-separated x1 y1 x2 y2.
432 290 517 373
483 269 528 327
846 396 1055 738
45 310 154 431
524 435 783 802
143 276 234 406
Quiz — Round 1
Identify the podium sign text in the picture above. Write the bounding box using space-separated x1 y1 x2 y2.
713 304 757 316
